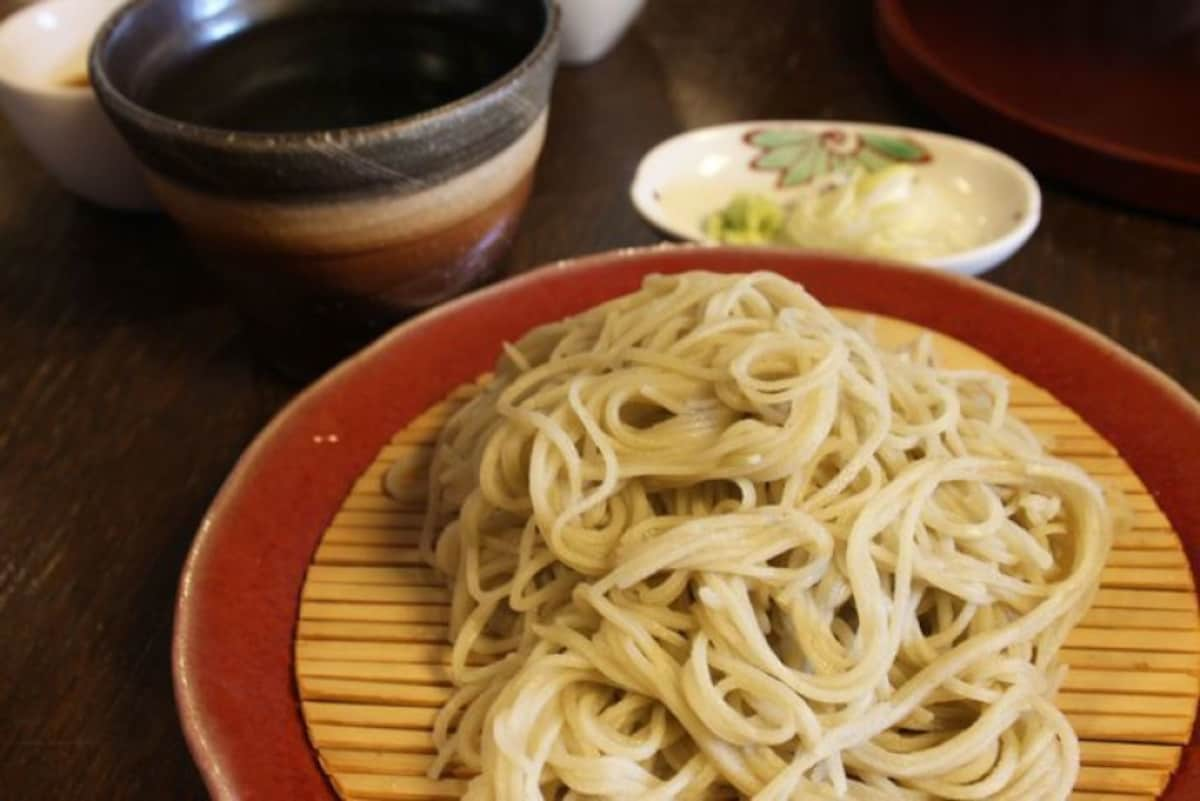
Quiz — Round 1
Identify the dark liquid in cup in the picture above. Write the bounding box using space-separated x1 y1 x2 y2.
141 13 529 132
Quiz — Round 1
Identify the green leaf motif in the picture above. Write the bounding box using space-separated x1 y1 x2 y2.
747 130 814 149
810 148 829 181
861 133 929 162
855 148 890 172
746 128 931 187
754 143 812 170
781 150 820 187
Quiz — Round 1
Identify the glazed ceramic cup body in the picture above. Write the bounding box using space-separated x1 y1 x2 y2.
0 0 154 209
90 0 559 374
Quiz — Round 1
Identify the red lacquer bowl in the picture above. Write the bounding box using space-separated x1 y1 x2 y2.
876 0 1200 220
174 246 1200 799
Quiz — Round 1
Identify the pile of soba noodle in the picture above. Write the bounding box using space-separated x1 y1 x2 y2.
403 271 1116 801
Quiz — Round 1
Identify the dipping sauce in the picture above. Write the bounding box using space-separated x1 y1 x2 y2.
140 13 532 132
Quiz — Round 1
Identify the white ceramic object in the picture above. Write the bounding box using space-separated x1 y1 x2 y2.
558 0 645 65
0 0 155 210
631 120 1041 276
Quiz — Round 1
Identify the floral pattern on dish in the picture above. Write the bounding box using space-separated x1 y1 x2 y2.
745 128 932 187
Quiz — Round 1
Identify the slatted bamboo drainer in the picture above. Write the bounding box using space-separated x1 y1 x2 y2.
296 316 1200 801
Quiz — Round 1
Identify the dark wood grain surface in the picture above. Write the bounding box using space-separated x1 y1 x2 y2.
1 1 1196 798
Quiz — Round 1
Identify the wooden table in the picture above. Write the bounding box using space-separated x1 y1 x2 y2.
1 1 1196 798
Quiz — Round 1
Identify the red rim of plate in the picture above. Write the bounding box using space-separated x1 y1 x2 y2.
174 245 1200 800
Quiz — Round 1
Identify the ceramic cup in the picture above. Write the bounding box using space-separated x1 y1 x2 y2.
0 0 154 209
90 0 559 376
558 0 645 65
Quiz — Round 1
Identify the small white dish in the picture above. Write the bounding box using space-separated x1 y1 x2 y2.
0 0 155 210
558 0 645 65
630 120 1040 276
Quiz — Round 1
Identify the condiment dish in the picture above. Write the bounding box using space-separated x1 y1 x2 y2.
631 121 1041 276
0 0 154 209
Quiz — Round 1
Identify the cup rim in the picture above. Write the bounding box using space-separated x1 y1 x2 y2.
88 0 560 152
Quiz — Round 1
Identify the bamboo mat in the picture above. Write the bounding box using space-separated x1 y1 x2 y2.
295 316 1200 801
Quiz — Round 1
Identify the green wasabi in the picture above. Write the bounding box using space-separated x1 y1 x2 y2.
703 193 784 246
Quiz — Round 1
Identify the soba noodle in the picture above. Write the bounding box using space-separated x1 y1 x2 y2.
388 271 1116 801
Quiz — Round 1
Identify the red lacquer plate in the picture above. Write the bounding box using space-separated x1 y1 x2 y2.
876 0 1200 220
174 246 1200 799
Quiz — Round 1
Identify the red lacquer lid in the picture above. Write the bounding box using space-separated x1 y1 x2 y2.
876 0 1200 220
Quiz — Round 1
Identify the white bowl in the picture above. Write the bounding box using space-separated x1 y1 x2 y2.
630 120 1041 276
0 0 154 210
558 0 645 65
